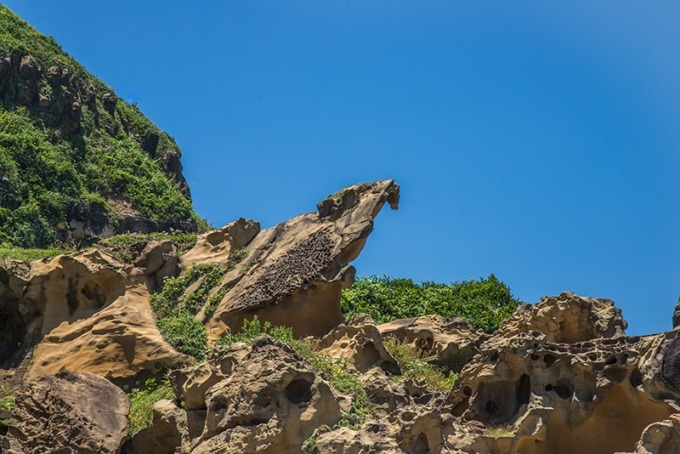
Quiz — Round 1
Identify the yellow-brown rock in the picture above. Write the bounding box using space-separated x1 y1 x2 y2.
198 180 400 340
318 315 399 374
1 249 188 381
378 314 483 373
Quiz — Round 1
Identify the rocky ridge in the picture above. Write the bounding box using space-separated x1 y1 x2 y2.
1 180 680 453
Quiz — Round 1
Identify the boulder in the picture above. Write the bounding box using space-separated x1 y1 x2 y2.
7 371 130 453
123 399 188 454
618 414 680 454
139 336 342 453
318 315 400 374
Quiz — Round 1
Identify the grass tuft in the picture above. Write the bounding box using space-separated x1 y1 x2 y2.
384 338 457 392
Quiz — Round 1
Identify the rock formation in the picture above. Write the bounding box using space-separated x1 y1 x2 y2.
6 371 130 453
178 180 400 339
2 180 680 454
0 247 189 384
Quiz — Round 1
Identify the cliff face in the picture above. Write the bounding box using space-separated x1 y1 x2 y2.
0 6 196 248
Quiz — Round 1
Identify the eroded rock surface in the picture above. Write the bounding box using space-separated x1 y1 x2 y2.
0 249 188 382
7 371 130 454
496 291 628 343
379 315 484 373
190 180 401 339
128 336 342 454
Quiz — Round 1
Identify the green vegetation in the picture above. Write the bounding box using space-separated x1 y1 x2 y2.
341 274 520 333
97 231 198 262
128 379 175 436
484 424 516 438
0 6 197 248
219 318 370 430
150 264 223 360
0 244 72 261
384 338 457 392
0 387 15 428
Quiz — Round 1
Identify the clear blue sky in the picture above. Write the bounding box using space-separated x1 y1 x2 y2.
5 1 679 335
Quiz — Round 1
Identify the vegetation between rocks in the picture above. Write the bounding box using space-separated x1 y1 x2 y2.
219 318 371 430
384 338 457 392
97 231 198 262
341 274 520 333
0 387 14 428
151 263 224 360
0 244 72 261
127 379 175 436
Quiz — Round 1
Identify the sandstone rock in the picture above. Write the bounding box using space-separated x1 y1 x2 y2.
379 315 483 373
123 399 188 454
202 180 400 339
453 326 680 454
618 414 680 454
496 291 628 343
673 298 680 330
318 315 400 374
190 336 342 453
7 371 130 453
135 240 179 289
315 425 402 453
0 249 188 381
180 218 260 270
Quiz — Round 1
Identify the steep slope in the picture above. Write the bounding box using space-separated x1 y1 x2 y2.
0 6 197 248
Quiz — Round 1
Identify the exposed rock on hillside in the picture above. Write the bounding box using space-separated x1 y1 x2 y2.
128 336 342 454
185 180 401 339
0 248 189 382
6 371 130 453
2 178 680 454
496 291 628 343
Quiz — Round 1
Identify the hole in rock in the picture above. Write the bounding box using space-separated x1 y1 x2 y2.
0 299 26 365
605 356 617 366
604 367 628 384
411 432 430 454
530 354 540 361
285 379 312 404
544 354 557 367
209 397 228 413
553 380 574 399
523 384 676 454
473 374 531 424
629 369 643 388
490 352 499 362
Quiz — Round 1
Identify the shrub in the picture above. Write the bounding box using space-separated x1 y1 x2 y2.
157 312 208 360
0 244 72 261
128 379 175 435
150 264 223 360
341 274 520 332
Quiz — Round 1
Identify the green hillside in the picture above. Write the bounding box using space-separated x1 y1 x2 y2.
0 5 198 248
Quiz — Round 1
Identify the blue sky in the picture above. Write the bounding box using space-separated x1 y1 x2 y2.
5 1 679 335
